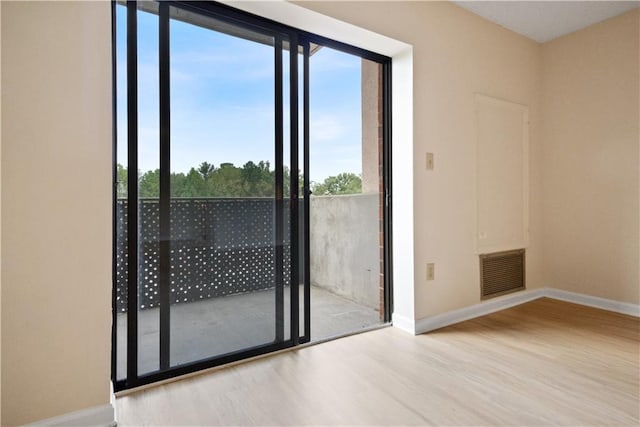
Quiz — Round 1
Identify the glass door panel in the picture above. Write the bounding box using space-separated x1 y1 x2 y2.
166 6 282 367
114 1 128 382
113 0 388 392
136 2 161 376
308 47 384 340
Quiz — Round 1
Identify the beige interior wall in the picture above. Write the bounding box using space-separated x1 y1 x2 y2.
541 10 640 305
0 2 3 424
0 0 635 423
296 1 543 319
1 1 112 425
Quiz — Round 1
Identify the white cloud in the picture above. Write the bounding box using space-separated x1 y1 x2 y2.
310 114 349 142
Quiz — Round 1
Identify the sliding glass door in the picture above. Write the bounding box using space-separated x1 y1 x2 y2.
166 4 290 369
113 0 391 392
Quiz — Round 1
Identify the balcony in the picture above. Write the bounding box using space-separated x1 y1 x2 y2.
115 194 382 377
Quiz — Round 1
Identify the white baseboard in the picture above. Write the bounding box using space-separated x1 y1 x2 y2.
392 312 415 334
25 290 638 427
413 289 545 335
26 403 115 427
404 287 639 335
545 288 640 317
110 381 118 425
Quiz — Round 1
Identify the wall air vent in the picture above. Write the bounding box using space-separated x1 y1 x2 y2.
480 249 525 299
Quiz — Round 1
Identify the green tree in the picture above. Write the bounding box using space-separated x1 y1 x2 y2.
117 161 361 198
116 163 128 198
210 163 244 197
139 169 160 198
170 172 187 197
181 168 206 197
241 161 272 196
312 173 362 195
282 167 306 198
197 162 216 180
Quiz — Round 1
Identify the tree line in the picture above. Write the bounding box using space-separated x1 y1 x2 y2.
116 161 362 198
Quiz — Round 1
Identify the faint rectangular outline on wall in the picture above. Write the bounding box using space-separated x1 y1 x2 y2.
473 93 530 255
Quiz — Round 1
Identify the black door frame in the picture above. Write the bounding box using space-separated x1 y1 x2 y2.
112 0 392 392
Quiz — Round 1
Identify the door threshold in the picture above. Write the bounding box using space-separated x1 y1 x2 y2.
115 322 391 398
303 322 392 348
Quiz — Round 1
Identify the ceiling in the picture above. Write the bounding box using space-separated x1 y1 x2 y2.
453 1 640 43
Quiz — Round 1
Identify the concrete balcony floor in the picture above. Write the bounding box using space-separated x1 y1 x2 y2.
116 285 380 378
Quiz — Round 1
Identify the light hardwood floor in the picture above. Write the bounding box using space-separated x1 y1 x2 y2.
116 298 640 426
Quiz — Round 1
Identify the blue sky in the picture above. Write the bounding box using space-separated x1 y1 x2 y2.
116 6 362 183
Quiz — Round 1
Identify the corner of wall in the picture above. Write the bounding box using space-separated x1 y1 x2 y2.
1 1 112 424
391 45 416 324
637 7 640 301
0 0 3 422
539 9 640 305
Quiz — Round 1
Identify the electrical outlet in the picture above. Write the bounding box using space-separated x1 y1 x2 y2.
426 263 435 281
426 152 434 170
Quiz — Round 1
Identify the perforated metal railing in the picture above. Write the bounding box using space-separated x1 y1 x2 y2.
115 198 301 312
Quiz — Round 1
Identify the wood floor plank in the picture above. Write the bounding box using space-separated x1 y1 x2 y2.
116 298 640 426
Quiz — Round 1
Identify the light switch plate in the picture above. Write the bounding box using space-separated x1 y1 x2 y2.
426 153 434 170
426 263 435 281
